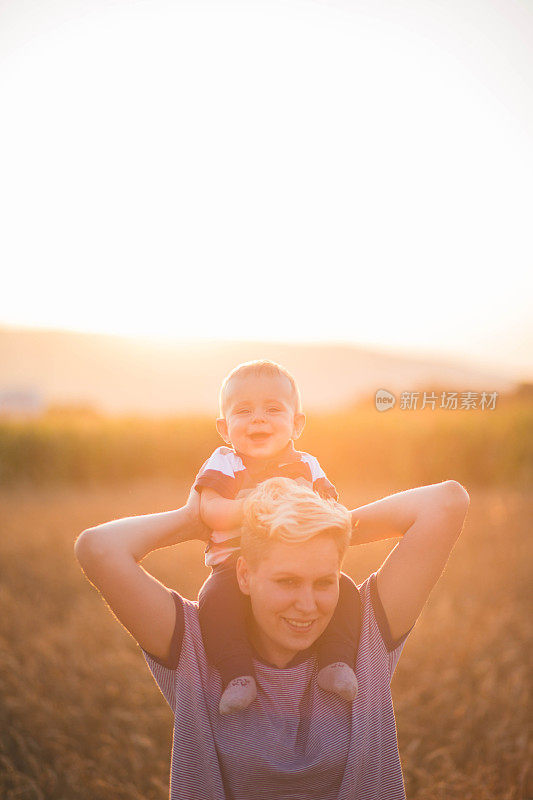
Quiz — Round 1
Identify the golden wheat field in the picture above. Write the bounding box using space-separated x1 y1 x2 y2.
1 478 531 800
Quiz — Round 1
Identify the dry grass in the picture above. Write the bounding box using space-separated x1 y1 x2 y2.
1 479 531 799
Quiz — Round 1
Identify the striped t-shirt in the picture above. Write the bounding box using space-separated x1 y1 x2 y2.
193 442 338 567
141 571 415 800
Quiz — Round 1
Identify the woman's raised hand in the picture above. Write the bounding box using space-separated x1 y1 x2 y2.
185 485 212 542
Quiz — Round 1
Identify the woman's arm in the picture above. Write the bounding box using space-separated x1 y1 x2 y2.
74 487 209 663
351 481 470 641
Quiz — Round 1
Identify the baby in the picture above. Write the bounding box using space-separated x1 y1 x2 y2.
193 359 360 714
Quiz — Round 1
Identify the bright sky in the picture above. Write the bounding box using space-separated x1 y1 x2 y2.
1 0 532 379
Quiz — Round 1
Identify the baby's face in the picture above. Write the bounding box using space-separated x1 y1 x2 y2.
217 374 305 459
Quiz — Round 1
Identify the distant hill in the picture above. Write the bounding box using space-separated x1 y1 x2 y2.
0 327 517 416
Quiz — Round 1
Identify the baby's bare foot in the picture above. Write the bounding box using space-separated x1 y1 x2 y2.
317 662 358 702
219 676 257 715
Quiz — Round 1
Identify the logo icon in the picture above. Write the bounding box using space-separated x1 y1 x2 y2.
375 389 396 412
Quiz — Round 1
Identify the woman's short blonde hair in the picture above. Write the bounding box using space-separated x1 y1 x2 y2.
240 477 352 570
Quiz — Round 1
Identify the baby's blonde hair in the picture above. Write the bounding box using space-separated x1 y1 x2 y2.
240 477 352 570
219 360 302 416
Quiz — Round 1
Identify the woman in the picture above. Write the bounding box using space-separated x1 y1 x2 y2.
75 476 469 800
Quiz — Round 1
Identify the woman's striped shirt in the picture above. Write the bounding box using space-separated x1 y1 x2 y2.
141 571 415 800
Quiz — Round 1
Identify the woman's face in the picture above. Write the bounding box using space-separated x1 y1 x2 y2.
236 535 341 668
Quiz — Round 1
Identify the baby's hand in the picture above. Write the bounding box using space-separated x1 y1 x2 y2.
233 488 256 520
200 489 247 531
235 487 254 502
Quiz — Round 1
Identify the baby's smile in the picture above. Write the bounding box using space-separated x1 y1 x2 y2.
248 432 271 442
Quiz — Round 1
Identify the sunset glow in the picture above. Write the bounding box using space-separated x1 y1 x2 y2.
1 0 532 377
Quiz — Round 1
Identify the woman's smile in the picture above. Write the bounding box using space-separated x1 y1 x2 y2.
281 616 317 634
282 617 316 628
